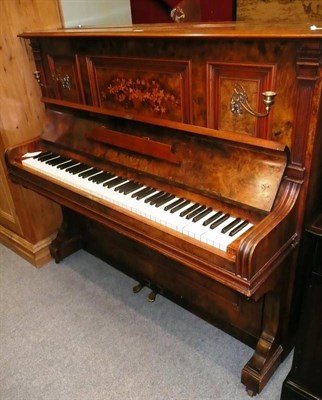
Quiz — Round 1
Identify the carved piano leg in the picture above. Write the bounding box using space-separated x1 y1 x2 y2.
241 290 283 396
49 208 82 263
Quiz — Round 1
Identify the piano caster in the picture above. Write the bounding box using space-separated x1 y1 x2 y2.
132 282 145 293
246 389 256 397
147 290 158 303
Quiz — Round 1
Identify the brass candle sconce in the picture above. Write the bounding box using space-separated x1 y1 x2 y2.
231 84 276 118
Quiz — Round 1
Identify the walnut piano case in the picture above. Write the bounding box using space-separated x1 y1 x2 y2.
7 23 322 396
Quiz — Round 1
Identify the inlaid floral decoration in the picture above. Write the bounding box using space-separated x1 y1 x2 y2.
101 77 180 114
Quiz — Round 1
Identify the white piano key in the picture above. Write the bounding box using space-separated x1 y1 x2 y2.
201 219 253 251
182 210 222 239
21 151 253 252
217 223 253 251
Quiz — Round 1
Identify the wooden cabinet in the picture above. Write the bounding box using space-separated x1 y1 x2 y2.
0 0 62 266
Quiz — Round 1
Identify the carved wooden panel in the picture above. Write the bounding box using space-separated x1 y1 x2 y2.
86 56 192 123
207 62 277 139
46 55 85 103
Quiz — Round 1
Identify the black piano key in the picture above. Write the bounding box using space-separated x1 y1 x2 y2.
78 167 100 178
170 200 190 214
164 198 185 211
152 192 168 203
57 160 79 170
102 173 117 184
185 205 206 220
95 172 116 184
66 163 91 174
33 151 51 159
88 171 109 182
150 192 168 205
114 180 136 193
229 220 250 237
155 194 176 207
202 211 223 226
116 181 144 196
192 207 212 222
46 156 69 166
144 191 165 204
43 156 60 165
148 191 167 205
136 188 157 200
221 218 242 234
103 176 126 188
131 187 154 200
36 151 53 160
210 214 230 230
37 152 57 162
180 203 200 217
122 182 143 195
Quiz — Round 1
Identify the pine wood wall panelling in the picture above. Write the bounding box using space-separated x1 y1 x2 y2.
0 0 63 149
0 0 63 266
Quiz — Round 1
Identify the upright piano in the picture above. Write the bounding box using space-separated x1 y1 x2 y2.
5 23 322 396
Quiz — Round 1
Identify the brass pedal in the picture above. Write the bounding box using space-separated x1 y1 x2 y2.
147 290 158 303
132 282 145 293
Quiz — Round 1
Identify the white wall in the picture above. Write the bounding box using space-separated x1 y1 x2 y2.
60 0 132 28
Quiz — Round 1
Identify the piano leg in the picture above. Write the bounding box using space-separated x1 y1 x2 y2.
241 290 283 396
49 207 82 263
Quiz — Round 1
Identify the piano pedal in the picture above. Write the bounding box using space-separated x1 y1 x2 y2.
132 282 145 293
147 290 159 303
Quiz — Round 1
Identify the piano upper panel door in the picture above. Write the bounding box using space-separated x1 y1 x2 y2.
86 56 192 123
46 55 85 104
207 62 277 139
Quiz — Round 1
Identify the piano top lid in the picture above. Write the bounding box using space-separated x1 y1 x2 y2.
18 22 322 40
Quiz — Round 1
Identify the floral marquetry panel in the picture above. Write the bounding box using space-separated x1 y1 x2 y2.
86 57 192 123
207 63 277 139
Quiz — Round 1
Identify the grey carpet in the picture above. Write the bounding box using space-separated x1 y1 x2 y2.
0 243 292 399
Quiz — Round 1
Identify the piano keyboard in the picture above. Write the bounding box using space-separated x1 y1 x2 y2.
22 151 253 252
